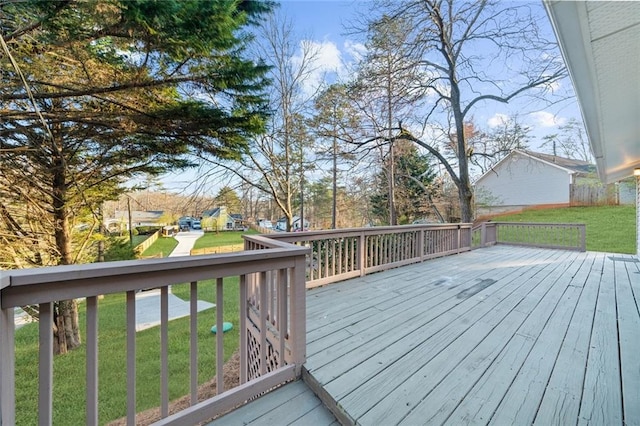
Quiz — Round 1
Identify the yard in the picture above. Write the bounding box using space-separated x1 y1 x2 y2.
192 229 259 250
13 278 240 425
13 230 258 424
490 205 636 254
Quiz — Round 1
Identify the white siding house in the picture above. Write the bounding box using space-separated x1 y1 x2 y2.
475 150 594 213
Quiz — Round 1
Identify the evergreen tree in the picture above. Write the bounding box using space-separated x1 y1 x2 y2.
0 0 272 353
370 141 435 224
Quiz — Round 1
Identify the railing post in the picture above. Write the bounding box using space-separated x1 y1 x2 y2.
358 232 366 277
418 228 425 260
481 223 487 248
579 225 587 252
39 302 53 426
289 255 307 375
0 291 16 426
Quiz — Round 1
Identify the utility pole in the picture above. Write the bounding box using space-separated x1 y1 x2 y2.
127 197 133 247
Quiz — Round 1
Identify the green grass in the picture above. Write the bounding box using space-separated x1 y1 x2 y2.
193 230 258 250
493 205 636 254
141 236 179 258
131 234 149 246
14 229 249 423
14 278 240 425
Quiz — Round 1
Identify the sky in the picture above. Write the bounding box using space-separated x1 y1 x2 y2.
160 0 584 193
277 0 581 134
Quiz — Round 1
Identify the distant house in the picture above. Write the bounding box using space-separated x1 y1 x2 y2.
228 213 246 230
107 210 165 232
201 207 228 231
474 150 596 214
275 216 310 232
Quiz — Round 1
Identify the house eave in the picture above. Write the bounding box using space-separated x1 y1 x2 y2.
543 0 640 183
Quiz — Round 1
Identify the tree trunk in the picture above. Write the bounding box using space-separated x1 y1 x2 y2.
52 146 82 354
450 65 474 223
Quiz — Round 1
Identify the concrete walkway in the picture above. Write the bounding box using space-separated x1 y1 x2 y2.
135 228 212 331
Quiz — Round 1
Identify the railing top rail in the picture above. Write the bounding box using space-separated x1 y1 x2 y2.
1 245 309 309
492 222 585 227
242 234 308 249
0 272 9 290
265 223 473 241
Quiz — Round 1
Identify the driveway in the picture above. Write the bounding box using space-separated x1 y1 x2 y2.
169 229 204 257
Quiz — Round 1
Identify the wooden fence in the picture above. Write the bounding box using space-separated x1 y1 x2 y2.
190 244 244 256
133 230 160 254
570 183 618 206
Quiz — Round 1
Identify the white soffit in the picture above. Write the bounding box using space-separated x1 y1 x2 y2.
544 1 640 183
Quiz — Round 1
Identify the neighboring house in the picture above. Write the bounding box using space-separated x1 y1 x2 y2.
107 210 165 232
227 213 246 230
201 206 229 231
474 150 595 214
275 216 310 231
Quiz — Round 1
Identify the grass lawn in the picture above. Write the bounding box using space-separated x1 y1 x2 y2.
131 234 149 246
14 278 240 425
493 205 636 253
141 236 179 258
193 230 258 250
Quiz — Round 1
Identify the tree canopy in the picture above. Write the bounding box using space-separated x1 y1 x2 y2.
0 0 273 353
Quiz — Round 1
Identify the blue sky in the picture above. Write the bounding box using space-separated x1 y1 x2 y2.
277 0 582 140
160 0 584 192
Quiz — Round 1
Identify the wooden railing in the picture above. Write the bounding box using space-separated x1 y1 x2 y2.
265 224 472 288
472 222 586 252
0 238 308 426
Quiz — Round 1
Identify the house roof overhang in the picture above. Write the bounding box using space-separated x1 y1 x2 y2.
543 1 640 183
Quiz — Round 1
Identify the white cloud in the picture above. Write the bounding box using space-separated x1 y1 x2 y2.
293 39 344 96
529 111 567 128
309 40 343 73
487 113 509 128
343 39 367 63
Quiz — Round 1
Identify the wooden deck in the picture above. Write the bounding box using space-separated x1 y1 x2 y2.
214 245 640 425
207 380 338 425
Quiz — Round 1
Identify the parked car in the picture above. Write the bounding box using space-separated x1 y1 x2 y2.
192 220 201 230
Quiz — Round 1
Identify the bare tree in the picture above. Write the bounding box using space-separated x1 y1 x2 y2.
372 0 567 222
311 84 360 228
541 118 592 162
351 15 426 225
467 115 532 175
203 12 321 231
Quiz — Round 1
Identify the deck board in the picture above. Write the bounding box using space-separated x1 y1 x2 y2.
532 252 602 425
578 253 623 425
615 255 640 424
418 255 592 425
303 246 638 425
208 380 336 426
213 246 638 426
327 248 570 410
